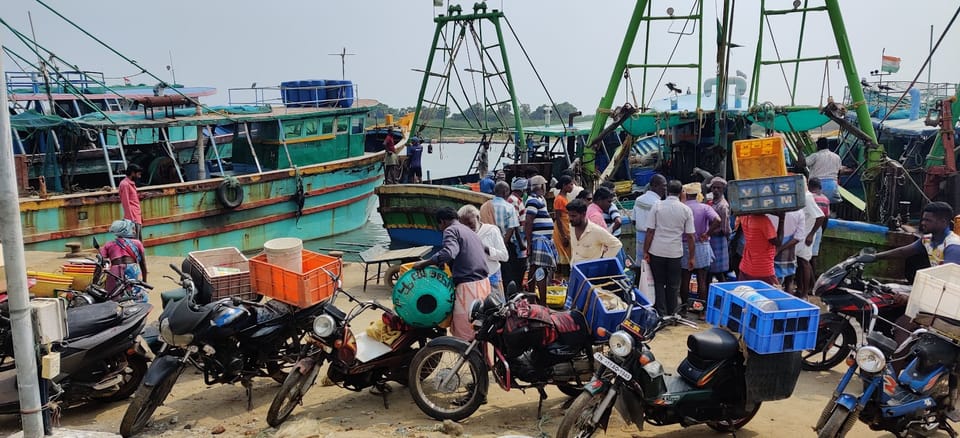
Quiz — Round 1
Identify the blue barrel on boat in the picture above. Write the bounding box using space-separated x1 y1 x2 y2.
337 80 354 107
280 81 300 107
324 80 342 107
297 80 320 107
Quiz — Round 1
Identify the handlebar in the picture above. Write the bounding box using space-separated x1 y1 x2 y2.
169 263 185 278
846 288 880 336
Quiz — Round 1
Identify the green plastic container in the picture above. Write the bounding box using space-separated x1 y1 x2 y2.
392 266 455 328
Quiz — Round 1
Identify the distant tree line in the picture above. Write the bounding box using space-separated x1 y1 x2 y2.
366 101 580 125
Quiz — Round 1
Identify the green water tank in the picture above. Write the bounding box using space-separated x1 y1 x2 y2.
392 267 454 328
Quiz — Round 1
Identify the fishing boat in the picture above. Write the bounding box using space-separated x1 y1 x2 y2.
16 79 386 256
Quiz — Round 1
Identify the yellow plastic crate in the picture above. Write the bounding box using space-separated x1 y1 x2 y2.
732 137 787 179
27 271 74 297
546 285 566 308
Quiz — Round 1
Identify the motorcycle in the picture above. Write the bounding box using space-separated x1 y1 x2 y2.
266 269 443 427
407 283 596 422
0 300 153 413
804 248 910 371
556 304 763 438
814 288 960 438
119 264 325 437
59 237 154 307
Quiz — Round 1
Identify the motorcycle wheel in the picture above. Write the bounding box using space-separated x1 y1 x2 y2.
556 392 607 438
408 344 488 421
802 314 856 371
817 404 852 438
266 363 320 427
385 264 403 289
94 354 148 402
706 401 762 432
118 367 182 438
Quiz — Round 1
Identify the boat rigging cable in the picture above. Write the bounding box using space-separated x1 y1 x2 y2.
643 0 700 110
32 0 244 124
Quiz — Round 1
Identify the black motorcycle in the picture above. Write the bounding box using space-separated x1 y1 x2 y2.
804 248 910 371
556 304 764 437
0 300 153 413
266 269 443 427
407 284 595 421
58 237 153 308
119 264 325 437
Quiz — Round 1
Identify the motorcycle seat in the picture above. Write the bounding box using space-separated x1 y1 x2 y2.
686 328 739 361
67 302 122 340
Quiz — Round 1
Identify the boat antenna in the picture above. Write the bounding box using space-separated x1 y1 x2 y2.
328 47 355 80
27 11 57 114
166 50 177 85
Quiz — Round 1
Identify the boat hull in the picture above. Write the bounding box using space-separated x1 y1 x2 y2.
376 184 491 247
20 153 384 256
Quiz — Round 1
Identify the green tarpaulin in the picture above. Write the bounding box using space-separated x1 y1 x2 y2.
9 110 72 130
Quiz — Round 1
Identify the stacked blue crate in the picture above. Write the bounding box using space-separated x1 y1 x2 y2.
705 281 819 354
566 258 651 341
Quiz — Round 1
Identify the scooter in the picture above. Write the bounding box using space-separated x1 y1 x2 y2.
0 300 154 413
266 269 443 427
804 248 909 371
407 283 596 422
814 289 959 438
556 301 763 437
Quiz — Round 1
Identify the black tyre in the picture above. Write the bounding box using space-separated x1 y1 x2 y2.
266 364 320 427
385 264 403 289
95 355 149 402
556 392 608 438
803 314 856 371
118 367 182 438
408 344 488 421
817 404 852 438
706 402 762 432
556 383 584 397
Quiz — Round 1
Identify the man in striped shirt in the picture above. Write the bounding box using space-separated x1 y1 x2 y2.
524 175 558 303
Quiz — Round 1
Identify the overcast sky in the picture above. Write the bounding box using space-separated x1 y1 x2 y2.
3 1 958 114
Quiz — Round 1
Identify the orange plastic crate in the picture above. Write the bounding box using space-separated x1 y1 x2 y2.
732 137 788 179
248 249 341 307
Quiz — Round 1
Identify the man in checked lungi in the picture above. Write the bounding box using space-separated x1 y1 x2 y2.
524 175 559 303
706 177 732 283
680 183 720 314
413 207 491 341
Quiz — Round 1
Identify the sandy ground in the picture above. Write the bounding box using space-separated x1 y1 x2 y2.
0 251 913 437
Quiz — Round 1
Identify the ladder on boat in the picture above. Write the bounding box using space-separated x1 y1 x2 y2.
100 129 129 189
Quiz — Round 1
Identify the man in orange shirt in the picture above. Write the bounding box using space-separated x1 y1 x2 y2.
737 212 785 285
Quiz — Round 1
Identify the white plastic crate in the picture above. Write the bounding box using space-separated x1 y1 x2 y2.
906 263 960 320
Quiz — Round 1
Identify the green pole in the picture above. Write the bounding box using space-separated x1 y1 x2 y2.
586 0 650 175
491 15 525 161
790 0 810 106
824 0 878 148
410 14 447 136
750 0 765 107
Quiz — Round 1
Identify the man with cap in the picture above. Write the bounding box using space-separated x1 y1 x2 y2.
524 175 558 303
680 182 720 312
707 177 732 283
406 137 424 183
413 207 490 341
643 180 696 316
480 171 496 195
505 178 528 289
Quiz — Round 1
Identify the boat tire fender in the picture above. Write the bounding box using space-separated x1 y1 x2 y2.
217 177 244 209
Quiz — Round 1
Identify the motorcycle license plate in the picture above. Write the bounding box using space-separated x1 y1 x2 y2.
594 352 632 381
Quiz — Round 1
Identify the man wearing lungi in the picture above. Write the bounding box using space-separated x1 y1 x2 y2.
413 207 491 341
707 177 732 283
680 183 720 313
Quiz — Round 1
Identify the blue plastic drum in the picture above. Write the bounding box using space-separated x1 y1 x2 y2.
392 267 454 328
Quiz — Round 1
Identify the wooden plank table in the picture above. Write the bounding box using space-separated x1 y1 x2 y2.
358 245 434 291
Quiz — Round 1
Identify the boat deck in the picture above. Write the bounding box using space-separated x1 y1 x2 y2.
74 99 380 129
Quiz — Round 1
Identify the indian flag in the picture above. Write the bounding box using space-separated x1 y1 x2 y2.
881 55 901 73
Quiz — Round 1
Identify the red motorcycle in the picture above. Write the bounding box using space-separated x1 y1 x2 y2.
804 248 909 371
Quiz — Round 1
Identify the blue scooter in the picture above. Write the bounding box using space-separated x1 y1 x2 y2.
815 288 960 438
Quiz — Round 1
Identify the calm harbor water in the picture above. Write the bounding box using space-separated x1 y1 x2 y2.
302 141 513 261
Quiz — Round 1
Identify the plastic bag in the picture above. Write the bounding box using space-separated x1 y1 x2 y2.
638 260 656 305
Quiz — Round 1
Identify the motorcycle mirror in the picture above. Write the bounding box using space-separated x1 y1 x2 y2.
860 247 877 256
92 236 100 250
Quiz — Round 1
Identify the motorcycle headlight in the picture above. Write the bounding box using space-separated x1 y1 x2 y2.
312 314 336 338
608 331 634 358
159 319 194 347
855 346 886 373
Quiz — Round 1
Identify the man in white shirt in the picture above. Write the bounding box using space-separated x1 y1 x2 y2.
458 205 510 299
806 138 846 204
643 180 695 316
795 188 826 297
632 174 666 262
769 209 806 294
567 199 623 265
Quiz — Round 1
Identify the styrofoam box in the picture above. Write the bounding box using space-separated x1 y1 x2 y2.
906 264 960 320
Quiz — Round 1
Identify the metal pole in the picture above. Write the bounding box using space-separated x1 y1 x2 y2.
0 32 45 438
196 126 206 180
490 15 524 163
929 25 933 84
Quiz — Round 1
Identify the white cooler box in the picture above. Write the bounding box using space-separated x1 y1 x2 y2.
906 264 960 335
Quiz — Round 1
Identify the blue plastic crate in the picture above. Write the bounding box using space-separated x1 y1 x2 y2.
582 288 652 341
705 281 780 328
728 175 806 215
566 258 626 312
741 289 819 354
